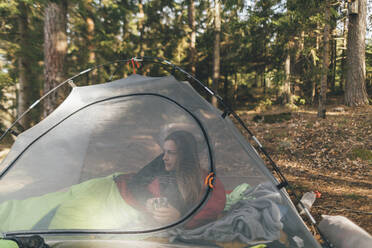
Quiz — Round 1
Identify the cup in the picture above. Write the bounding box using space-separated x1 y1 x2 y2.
152 197 169 209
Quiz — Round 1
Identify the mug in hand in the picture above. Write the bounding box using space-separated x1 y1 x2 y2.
152 197 169 209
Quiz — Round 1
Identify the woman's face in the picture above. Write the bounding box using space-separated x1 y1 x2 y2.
163 140 178 171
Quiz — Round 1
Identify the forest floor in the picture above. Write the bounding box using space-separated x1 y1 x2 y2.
235 103 372 239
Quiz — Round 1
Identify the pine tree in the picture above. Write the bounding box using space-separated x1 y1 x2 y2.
318 1 330 118
345 0 369 106
0 1 44 129
43 0 68 116
187 0 196 75
212 0 221 108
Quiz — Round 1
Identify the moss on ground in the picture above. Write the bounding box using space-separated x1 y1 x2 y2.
252 112 292 123
348 148 372 161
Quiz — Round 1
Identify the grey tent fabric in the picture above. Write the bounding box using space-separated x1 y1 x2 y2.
169 182 283 244
0 75 321 247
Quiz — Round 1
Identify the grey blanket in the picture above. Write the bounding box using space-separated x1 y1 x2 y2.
169 182 284 244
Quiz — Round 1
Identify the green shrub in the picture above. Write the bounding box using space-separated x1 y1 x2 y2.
348 148 372 161
252 112 292 123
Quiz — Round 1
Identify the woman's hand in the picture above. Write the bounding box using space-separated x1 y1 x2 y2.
145 198 156 212
145 198 180 224
152 204 181 224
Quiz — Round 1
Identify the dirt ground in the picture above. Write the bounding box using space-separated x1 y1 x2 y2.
235 104 372 238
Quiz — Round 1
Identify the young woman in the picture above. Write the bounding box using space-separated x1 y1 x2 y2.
124 130 226 228
0 131 225 231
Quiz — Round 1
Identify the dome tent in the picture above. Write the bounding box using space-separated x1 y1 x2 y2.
0 58 324 247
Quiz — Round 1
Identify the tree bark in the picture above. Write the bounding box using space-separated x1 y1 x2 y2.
17 1 31 129
43 1 67 117
311 80 316 104
340 0 348 92
282 52 292 104
345 0 368 106
212 0 221 108
188 0 196 75
86 16 97 84
311 22 321 105
332 39 337 92
234 73 238 107
138 0 145 58
329 39 336 93
318 1 330 119
262 68 266 94
224 72 228 103
87 17 95 64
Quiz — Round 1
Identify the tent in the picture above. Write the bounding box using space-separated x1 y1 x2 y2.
0 58 323 247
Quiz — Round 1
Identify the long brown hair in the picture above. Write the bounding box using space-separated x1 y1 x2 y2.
165 131 202 205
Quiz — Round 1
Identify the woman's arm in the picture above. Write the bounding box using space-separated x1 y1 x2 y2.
145 198 181 225
126 154 165 204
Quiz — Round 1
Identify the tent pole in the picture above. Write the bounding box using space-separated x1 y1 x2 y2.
141 56 332 248
0 56 332 247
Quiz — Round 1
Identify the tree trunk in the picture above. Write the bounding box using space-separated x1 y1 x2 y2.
253 73 258 88
224 72 228 103
87 17 95 64
311 81 316 104
345 0 368 106
121 0 129 78
234 73 238 107
340 0 348 92
262 69 266 94
282 53 292 104
43 1 67 117
316 22 320 51
17 2 31 129
188 0 196 75
329 39 336 93
311 22 321 105
138 0 145 58
318 1 330 119
332 39 337 92
212 0 221 108
86 16 96 84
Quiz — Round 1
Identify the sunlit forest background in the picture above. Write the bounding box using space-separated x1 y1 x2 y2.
0 0 371 133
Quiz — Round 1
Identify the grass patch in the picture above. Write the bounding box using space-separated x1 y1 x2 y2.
305 122 313 128
336 119 348 128
275 130 289 138
343 193 364 200
252 112 292 123
290 183 311 193
348 148 372 161
263 131 288 142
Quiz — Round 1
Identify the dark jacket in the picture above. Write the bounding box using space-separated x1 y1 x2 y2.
126 154 188 214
